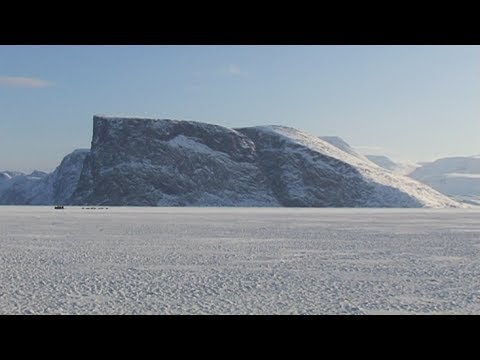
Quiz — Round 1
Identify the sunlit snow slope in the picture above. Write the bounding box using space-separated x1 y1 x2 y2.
237 125 460 208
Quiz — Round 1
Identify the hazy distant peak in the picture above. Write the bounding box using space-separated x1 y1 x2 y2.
366 155 420 175
319 136 367 160
366 155 397 169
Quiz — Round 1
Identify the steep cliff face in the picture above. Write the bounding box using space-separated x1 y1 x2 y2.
71 116 279 206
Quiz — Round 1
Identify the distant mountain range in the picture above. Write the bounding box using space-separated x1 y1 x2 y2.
0 150 89 205
408 157 480 205
0 116 464 207
366 154 480 206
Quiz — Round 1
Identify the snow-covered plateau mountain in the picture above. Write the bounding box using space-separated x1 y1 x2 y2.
0 116 463 207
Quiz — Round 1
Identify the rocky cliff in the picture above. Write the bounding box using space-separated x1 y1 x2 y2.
0 116 462 207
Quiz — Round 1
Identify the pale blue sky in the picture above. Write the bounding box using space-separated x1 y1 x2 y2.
1 45 478 172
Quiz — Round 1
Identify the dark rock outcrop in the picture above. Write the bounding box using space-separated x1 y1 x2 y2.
71 117 278 206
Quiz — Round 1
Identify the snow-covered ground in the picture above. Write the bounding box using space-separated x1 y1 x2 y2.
1 206 480 315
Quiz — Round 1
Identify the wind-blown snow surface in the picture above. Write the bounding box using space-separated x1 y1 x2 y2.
1 206 480 315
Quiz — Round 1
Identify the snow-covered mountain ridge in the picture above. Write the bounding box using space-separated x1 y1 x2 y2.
0 116 462 207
